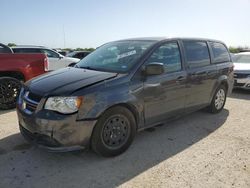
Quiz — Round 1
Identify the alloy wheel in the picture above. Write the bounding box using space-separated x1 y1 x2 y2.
0 80 21 104
214 89 225 110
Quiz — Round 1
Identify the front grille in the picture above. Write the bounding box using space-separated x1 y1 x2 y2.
26 102 37 112
28 92 42 103
234 82 245 87
21 89 42 113
234 73 250 78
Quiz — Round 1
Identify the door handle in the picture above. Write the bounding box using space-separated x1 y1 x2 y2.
145 83 161 88
191 71 208 76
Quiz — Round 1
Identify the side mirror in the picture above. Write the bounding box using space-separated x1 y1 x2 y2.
59 54 64 59
144 63 164 76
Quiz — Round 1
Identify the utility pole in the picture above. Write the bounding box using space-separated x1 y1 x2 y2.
63 25 66 48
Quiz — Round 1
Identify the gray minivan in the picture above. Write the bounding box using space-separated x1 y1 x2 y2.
17 37 234 157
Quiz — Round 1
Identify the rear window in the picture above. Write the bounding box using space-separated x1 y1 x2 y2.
183 41 210 68
13 48 41 53
0 46 12 53
210 42 230 63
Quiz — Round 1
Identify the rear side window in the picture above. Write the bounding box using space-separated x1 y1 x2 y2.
210 42 230 63
183 41 210 68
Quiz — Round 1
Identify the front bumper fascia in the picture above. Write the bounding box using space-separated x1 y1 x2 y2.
234 77 250 90
17 107 97 152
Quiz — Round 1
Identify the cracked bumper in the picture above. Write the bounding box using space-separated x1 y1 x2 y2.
17 107 97 152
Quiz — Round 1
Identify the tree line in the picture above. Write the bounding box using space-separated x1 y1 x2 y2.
7 43 249 53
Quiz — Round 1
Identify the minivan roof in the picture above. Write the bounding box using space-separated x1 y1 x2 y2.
116 37 225 44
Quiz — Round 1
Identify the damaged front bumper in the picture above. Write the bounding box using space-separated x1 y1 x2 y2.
17 107 97 152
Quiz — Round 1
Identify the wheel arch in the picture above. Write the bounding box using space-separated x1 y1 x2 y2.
210 76 229 103
0 71 25 81
220 80 228 93
99 103 140 130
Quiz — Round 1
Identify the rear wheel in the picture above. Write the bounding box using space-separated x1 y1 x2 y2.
91 106 136 157
208 85 227 113
0 77 22 110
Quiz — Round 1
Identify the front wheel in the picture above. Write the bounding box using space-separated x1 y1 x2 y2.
208 85 227 113
0 77 22 110
91 106 136 157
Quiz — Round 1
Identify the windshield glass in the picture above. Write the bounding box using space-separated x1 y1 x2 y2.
76 40 156 73
234 54 250 63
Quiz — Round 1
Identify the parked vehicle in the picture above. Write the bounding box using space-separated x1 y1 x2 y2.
0 43 13 53
17 37 234 157
66 51 91 59
233 52 250 89
12 46 80 70
230 53 236 61
0 53 48 110
53 49 67 56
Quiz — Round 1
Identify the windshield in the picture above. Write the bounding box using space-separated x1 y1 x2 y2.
76 40 155 73
234 54 250 63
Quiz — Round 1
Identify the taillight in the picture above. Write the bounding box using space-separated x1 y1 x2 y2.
44 57 49 71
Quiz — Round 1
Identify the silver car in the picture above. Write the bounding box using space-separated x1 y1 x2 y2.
233 52 250 89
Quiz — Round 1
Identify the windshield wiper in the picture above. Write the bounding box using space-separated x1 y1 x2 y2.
79 66 99 71
78 66 121 73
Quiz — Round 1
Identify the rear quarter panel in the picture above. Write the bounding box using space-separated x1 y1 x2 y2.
209 62 234 102
0 53 46 81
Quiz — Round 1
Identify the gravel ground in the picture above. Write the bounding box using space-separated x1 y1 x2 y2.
0 89 249 188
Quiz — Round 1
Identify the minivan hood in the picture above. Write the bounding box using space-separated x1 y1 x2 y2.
26 67 117 96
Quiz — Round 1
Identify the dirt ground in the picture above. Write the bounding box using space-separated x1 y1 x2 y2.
0 89 249 188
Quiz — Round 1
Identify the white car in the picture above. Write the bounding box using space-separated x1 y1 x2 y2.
12 46 80 71
233 52 250 89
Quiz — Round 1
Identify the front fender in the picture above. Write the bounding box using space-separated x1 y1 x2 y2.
76 81 144 129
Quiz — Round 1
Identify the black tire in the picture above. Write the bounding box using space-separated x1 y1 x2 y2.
0 77 22 110
208 85 227 114
91 106 136 157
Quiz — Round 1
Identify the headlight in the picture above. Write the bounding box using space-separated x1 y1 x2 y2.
44 96 83 114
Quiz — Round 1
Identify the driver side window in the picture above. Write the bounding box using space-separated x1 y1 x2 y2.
146 42 182 73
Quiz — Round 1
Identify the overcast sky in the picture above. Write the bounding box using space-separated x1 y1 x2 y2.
1 0 250 48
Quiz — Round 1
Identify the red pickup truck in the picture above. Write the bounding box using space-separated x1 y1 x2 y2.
0 53 48 110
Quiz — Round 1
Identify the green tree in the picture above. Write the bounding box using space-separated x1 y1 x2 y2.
229 47 240 53
85 48 95 52
7 43 16 47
